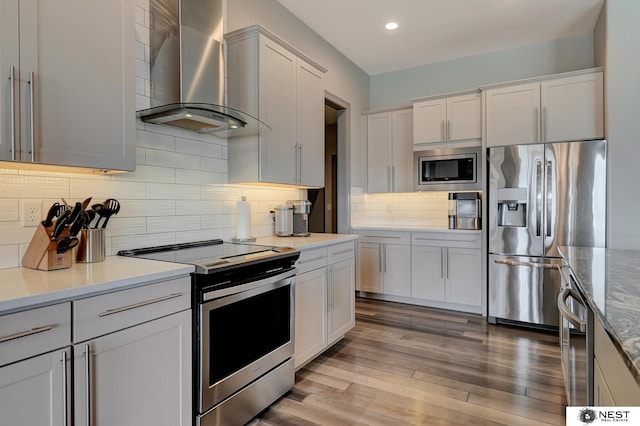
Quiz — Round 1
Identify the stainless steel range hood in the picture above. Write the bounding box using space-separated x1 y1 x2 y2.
137 0 268 136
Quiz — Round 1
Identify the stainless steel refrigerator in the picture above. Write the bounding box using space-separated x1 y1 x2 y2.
488 140 606 328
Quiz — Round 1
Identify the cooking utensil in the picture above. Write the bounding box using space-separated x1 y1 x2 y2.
69 212 86 237
42 203 60 228
81 197 92 210
56 236 79 254
91 203 105 228
84 209 96 229
98 198 120 228
51 210 71 239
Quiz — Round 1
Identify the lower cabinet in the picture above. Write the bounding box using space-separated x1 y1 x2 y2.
593 318 640 406
411 232 482 311
356 229 482 314
357 231 411 297
294 241 356 369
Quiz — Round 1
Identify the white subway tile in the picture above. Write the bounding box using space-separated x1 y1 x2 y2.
175 169 223 185
176 229 223 243
0 175 69 199
69 179 147 201
0 245 19 269
136 129 175 151
147 215 200 234
103 217 147 237
200 157 227 173
0 199 19 222
175 138 224 158
146 183 201 200
176 200 223 216
146 149 200 170
112 164 175 184
111 232 175 254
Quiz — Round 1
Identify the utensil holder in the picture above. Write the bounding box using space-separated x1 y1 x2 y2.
76 228 105 263
22 223 72 271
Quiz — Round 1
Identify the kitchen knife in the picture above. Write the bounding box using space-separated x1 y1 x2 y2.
42 203 60 228
51 210 71 239
68 202 82 223
68 212 86 237
81 197 92 210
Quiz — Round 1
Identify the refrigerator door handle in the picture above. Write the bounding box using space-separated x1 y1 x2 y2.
493 258 561 270
535 160 543 237
546 160 553 237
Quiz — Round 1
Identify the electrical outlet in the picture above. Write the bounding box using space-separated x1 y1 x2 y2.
22 202 42 227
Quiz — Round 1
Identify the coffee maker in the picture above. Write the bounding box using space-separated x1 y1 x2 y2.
448 192 481 230
287 199 312 236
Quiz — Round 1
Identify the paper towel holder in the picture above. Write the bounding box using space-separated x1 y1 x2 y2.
231 196 256 243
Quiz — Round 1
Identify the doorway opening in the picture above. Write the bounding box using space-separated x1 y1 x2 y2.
308 95 350 234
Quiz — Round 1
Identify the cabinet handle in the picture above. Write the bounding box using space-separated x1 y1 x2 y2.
61 350 69 426
440 248 444 279
28 71 35 162
0 325 53 344
391 166 395 191
98 292 183 317
534 107 540 143
542 106 548 142
84 344 91 426
447 119 451 140
327 267 332 312
298 255 326 264
382 245 387 273
331 248 353 256
298 143 303 184
378 244 383 273
445 248 449 279
440 120 445 140
362 235 401 239
9 66 17 161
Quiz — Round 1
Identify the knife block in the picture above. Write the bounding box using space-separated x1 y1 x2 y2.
22 223 72 271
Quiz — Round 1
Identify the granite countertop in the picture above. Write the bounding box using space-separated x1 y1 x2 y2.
0 256 194 315
559 246 640 384
253 233 358 250
351 225 482 234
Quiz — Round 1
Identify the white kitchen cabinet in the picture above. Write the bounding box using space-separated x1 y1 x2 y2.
294 241 356 369
484 69 603 147
412 91 481 149
0 0 135 171
72 277 192 426
593 318 640 406
357 231 411 297
411 232 482 312
366 108 413 193
226 25 326 187
0 303 72 426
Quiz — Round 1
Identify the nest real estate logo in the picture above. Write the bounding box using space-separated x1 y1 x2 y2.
566 407 638 425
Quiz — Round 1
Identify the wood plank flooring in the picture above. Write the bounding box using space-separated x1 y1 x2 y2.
252 297 566 426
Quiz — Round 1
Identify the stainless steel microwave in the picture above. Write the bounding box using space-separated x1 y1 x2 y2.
414 146 482 191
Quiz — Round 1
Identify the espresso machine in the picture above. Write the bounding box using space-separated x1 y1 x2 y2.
448 192 481 230
287 200 312 236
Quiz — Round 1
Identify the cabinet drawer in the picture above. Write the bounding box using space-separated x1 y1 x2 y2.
296 247 328 274
328 241 355 264
412 231 481 248
73 277 191 343
358 231 410 245
0 302 71 367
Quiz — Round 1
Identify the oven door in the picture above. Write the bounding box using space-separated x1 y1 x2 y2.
198 270 295 413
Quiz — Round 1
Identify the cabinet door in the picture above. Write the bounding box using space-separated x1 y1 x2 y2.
297 59 325 187
541 72 604 143
411 245 445 301
21 0 135 170
594 359 615 406
74 310 192 426
413 98 446 144
258 38 297 184
328 258 355 344
294 267 328 369
446 247 481 307
358 242 383 293
485 82 540 147
366 112 392 193
383 244 411 297
447 93 481 141
0 348 71 426
0 0 19 161
391 108 413 192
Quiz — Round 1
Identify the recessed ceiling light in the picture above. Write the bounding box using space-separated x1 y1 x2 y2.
385 22 398 30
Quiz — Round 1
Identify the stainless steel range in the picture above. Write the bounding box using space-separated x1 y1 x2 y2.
118 239 300 426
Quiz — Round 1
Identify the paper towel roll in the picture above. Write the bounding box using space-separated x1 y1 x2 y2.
235 196 252 240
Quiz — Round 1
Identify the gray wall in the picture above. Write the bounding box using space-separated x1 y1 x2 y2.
604 0 640 249
370 34 595 110
227 0 370 189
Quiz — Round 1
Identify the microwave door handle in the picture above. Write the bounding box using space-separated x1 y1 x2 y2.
535 160 542 237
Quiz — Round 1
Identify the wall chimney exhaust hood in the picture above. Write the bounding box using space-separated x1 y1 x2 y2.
137 0 268 136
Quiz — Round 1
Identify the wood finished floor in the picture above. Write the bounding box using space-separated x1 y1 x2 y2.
252 297 566 426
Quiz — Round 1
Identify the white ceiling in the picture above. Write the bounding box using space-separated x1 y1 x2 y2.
276 0 605 75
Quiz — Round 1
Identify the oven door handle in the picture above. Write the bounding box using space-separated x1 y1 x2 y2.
202 269 296 302
557 287 586 332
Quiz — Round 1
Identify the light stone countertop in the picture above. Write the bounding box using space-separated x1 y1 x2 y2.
351 225 482 234
559 246 640 386
0 256 194 315
253 233 358 251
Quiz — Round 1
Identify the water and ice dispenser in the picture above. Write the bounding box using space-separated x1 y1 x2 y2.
496 188 527 227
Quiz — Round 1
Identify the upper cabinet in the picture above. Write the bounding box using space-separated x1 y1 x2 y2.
0 0 135 172
226 25 326 187
365 107 413 193
484 69 604 147
412 91 481 149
